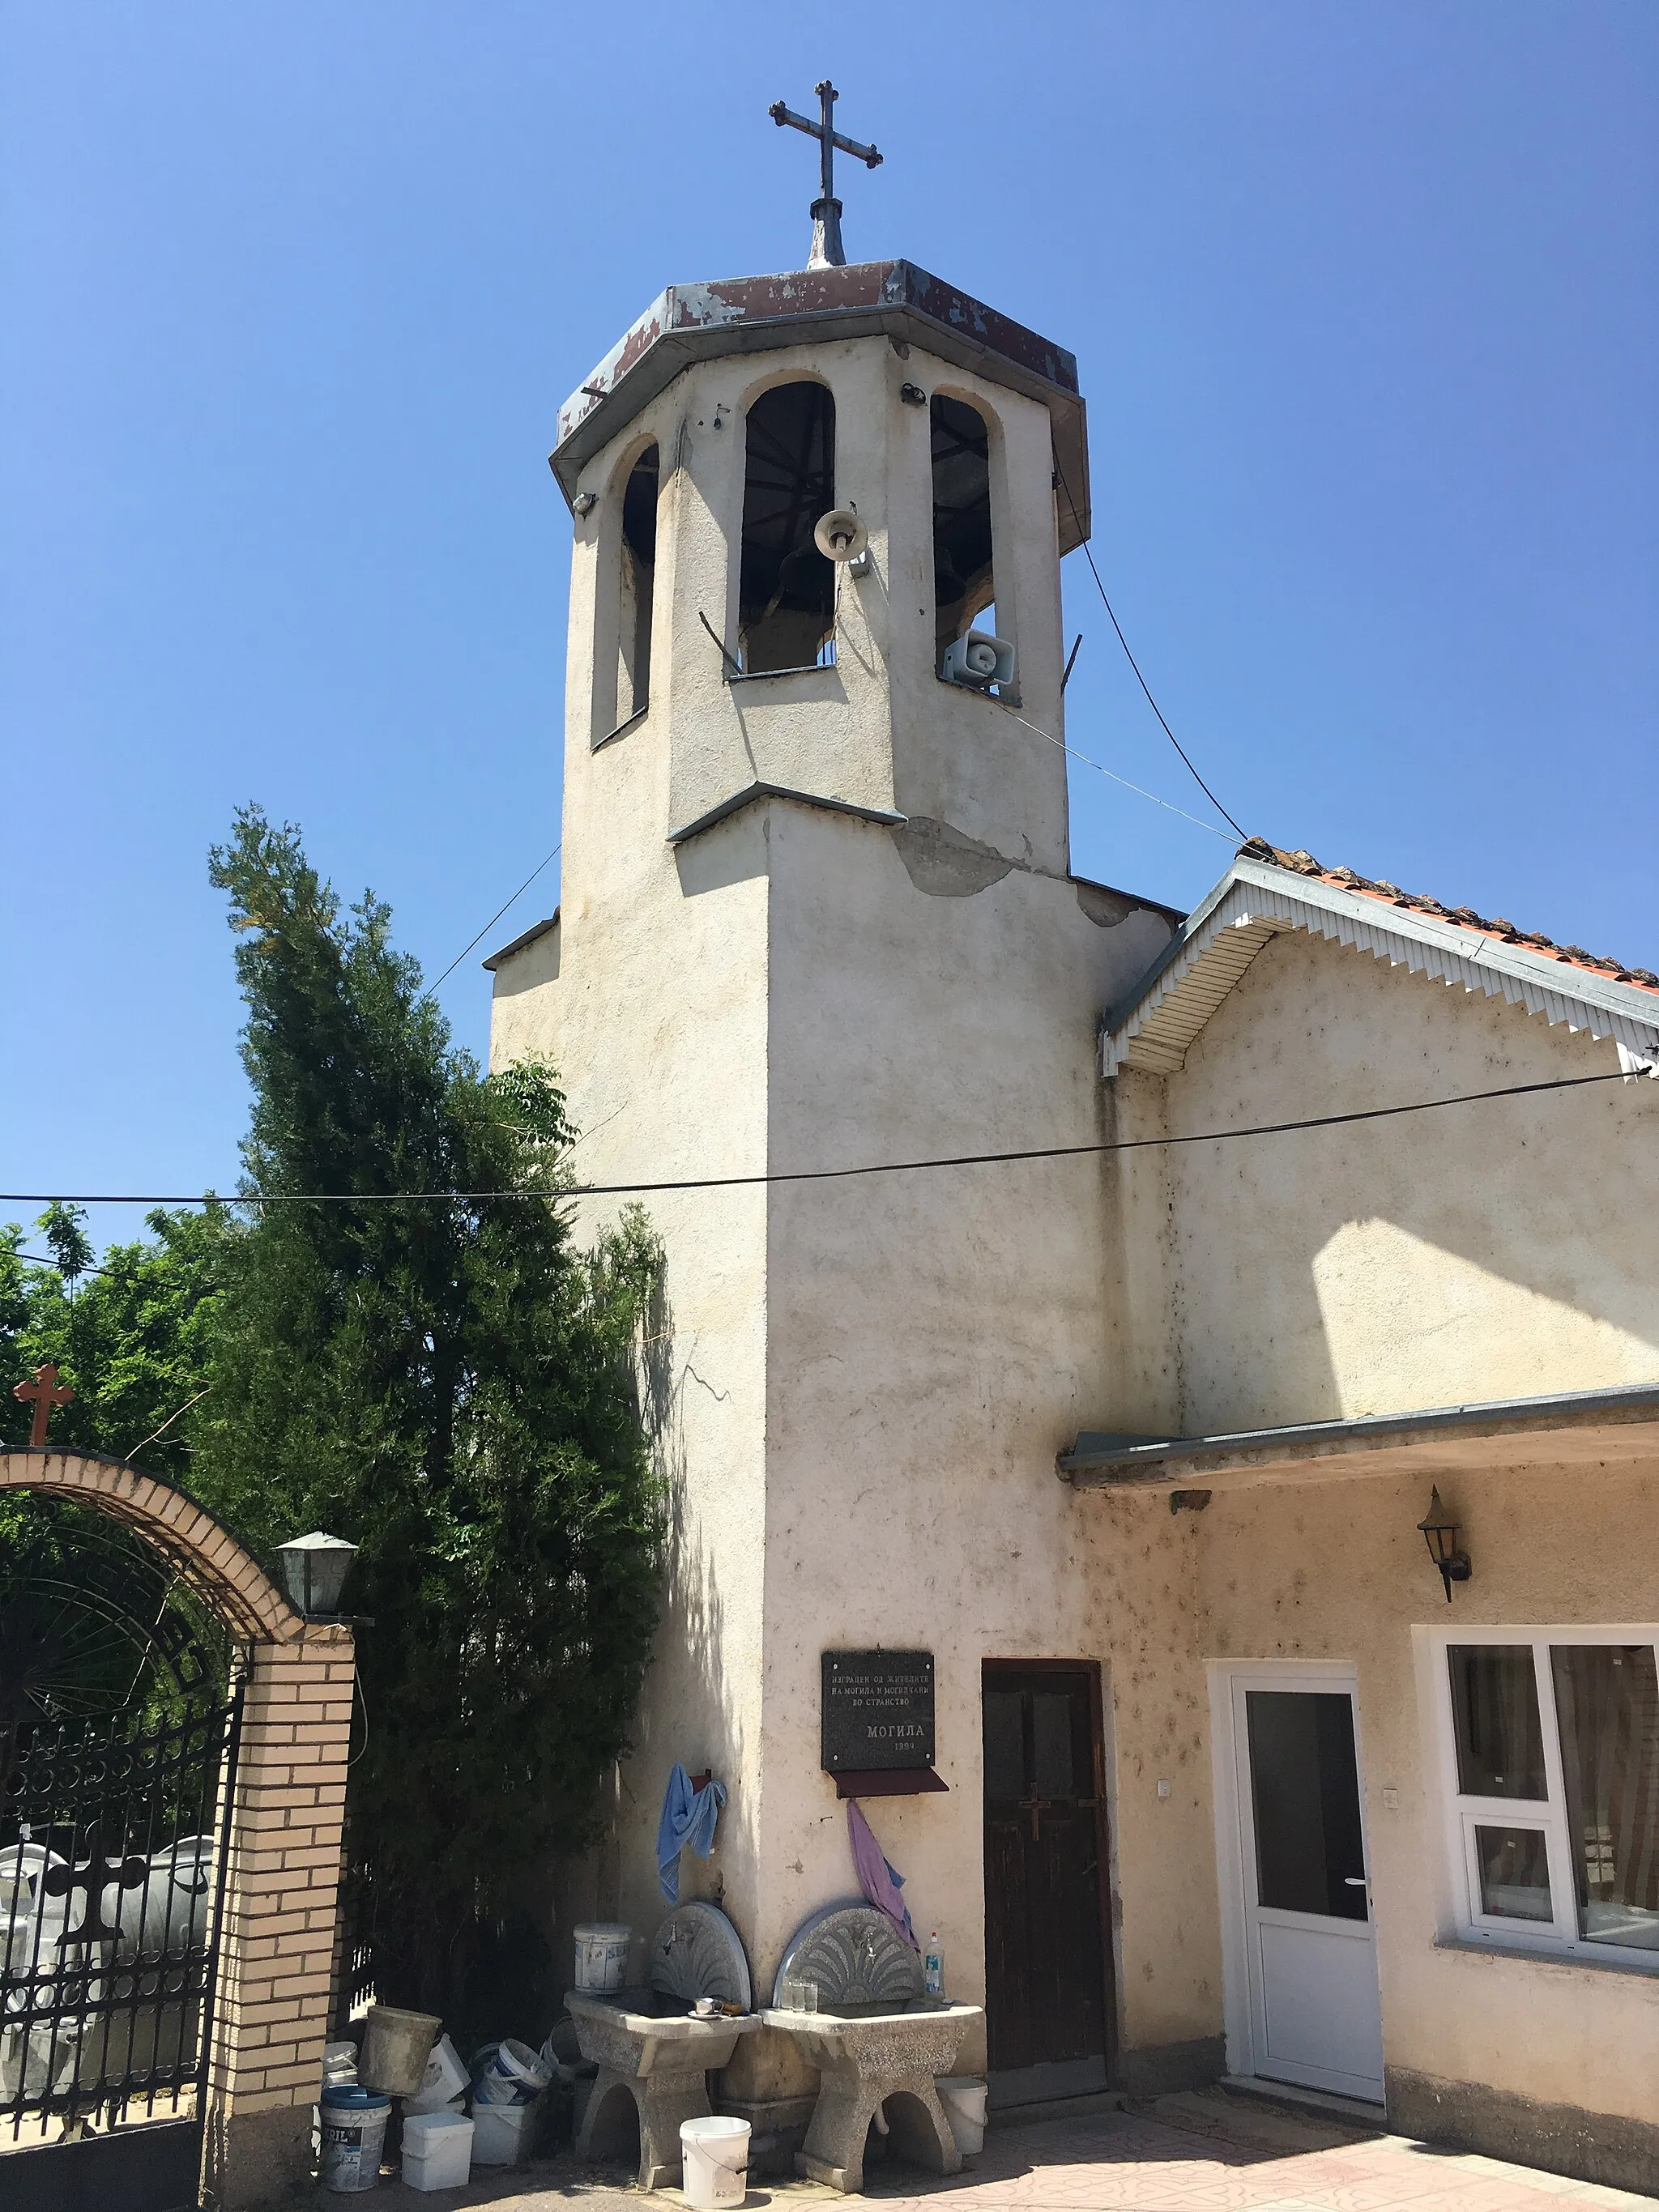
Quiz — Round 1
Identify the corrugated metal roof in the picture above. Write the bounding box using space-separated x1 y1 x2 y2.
1102 847 1659 1077
1057 1380 1659 1487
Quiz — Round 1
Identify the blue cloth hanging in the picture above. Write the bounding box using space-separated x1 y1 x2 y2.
656 1762 726 1903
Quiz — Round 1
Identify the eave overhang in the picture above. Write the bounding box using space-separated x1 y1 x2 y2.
482 911 558 972
551 260 1091 553
1058 1381 1659 1494
667 781 906 847
1100 857 1659 1078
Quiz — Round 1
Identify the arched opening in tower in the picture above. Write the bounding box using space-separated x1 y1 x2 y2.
617 443 659 723
739 381 836 676
931 396 996 674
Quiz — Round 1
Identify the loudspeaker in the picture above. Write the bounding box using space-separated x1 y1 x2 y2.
812 509 869 563
941 631 1016 690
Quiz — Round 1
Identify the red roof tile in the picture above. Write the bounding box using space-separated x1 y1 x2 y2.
1237 840 1659 997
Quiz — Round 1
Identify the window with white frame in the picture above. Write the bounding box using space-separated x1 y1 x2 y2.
1433 1629 1659 1966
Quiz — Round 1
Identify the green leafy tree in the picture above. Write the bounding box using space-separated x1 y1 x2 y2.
0 1206 228 1480
0 1207 232 1703
193 807 662 2024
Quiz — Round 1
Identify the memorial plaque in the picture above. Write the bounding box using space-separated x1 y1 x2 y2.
821 1649 936 1772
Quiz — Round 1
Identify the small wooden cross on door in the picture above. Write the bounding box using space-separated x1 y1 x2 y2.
14 1362 73 1447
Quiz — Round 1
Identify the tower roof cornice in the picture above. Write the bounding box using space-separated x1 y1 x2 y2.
550 259 1090 553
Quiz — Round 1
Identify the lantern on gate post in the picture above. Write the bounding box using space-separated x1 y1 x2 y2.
275 1531 359 1621
1416 1488 1470 1603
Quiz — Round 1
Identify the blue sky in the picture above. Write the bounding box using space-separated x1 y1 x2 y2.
3 2 1654 1251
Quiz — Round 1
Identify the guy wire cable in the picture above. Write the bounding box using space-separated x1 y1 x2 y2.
1052 451 1247 841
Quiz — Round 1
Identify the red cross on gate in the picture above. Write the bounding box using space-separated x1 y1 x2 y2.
13 1362 73 1447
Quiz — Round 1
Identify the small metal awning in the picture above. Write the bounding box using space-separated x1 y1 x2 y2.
482 912 558 972
828 1767 949 1799
1058 1381 1659 1494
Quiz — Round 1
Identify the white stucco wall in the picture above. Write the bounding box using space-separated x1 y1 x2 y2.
1116 923 1659 1436
493 319 1186 2071
1188 1460 1659 2132
492 268 1659 2155
1089 918 1659 2137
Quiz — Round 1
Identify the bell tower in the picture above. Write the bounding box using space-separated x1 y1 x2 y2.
548 230 1093 878
488 104 1177 2121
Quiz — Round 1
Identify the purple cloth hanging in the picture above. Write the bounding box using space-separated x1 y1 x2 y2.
847 1800 919 1949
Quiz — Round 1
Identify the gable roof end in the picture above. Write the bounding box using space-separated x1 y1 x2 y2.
1101 846 1659 1079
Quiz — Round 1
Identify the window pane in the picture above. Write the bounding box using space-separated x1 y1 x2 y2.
1448 1645 1547 1799
1473 1825 1554 1921
1245 1691 1369 1922
1550 1645 1659 1952
1032 1692 1076 1797
982 1691 1026 1802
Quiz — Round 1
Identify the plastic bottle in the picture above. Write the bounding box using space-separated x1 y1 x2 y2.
923 1932 945 1998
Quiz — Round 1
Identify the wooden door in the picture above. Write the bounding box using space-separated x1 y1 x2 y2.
982 1663 1115 2097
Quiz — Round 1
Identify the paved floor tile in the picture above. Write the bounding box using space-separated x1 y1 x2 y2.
292 2089 1645 2212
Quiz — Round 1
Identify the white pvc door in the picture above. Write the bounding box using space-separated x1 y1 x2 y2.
1230 1673 1384 2102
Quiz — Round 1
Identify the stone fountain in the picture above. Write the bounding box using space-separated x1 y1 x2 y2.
760 1900 983 2193
566 1901 760 2189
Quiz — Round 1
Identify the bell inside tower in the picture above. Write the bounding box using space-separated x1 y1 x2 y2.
738 381 837 676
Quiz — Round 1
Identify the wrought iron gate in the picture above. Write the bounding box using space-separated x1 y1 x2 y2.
0 1497 242 2209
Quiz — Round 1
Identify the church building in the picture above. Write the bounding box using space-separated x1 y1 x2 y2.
488 103 1659 2196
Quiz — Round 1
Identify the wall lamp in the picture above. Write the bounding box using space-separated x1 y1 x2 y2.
1417 1487 1470 1603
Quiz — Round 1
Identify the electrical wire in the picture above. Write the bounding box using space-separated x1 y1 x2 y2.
1053 454 1247 841
994 698 1235 842
423 842 562 997
1 1069 1638 1210
14 1248 110 1277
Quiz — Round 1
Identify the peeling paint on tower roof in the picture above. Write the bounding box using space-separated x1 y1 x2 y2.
549 258 1091 552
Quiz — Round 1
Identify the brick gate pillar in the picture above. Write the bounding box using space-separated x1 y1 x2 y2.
203 1624 356 2210
0 1452 361 2212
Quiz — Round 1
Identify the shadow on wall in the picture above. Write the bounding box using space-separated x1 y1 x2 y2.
562 1255 744 1950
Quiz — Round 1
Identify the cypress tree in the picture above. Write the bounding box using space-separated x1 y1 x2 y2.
195 807 661 2024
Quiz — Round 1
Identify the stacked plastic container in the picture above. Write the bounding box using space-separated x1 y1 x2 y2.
470 2036 552 2166
401 2108 474 2191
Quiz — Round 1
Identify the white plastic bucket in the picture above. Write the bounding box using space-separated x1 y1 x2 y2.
401 2107 473 2191
321 2042 358 2088
936 2077 987 2158
471 2096 535 2167
680 2115 750 2208
475 2035 552 2103
318 2086 390 2192
405 2032 469 2112
573 1921 631 1991
359 2004 441 2096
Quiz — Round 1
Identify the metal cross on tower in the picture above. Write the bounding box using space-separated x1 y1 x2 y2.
14 1361 73 1447
769 80 882 271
